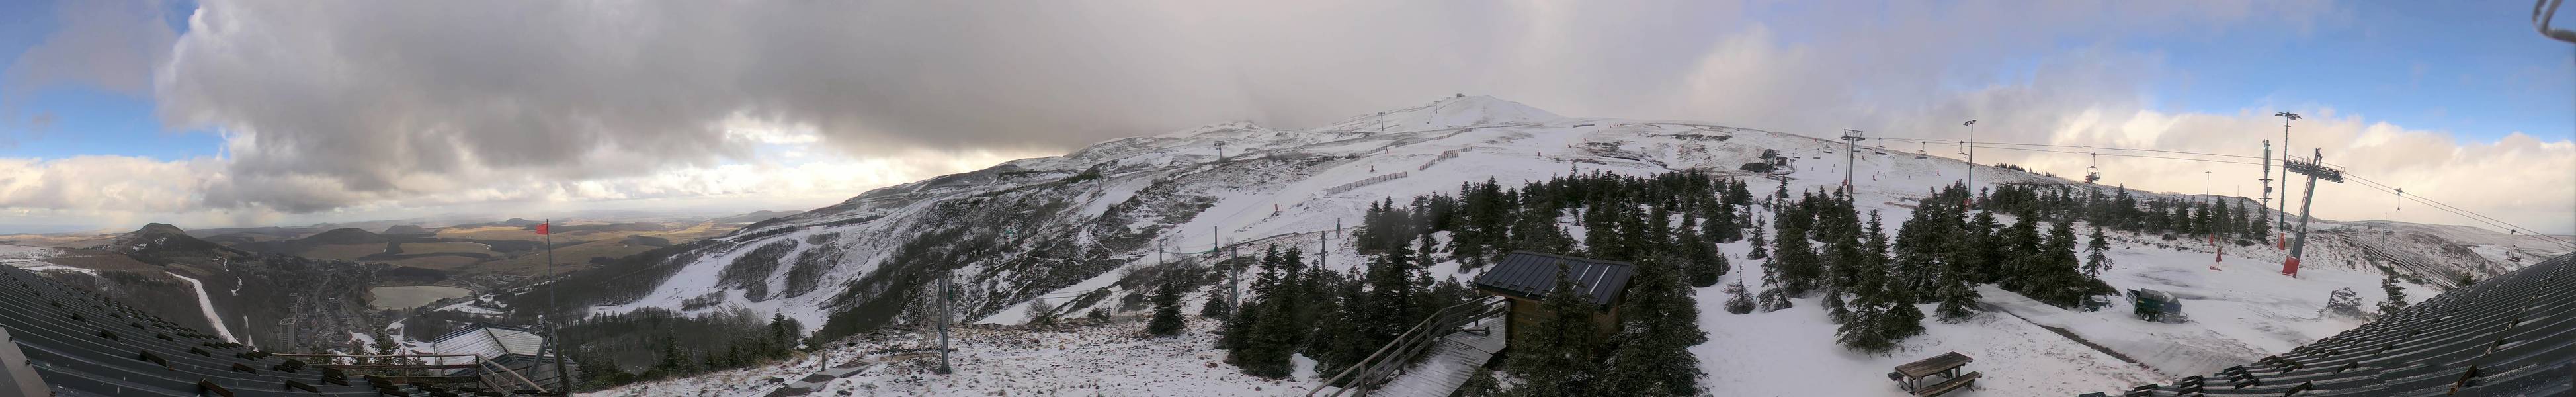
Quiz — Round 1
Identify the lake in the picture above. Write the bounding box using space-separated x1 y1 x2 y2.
368 285 475 310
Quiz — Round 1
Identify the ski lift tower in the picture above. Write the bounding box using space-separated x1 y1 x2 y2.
1841 129 1865 191
1961 120 1977 206
2280 149 2343 277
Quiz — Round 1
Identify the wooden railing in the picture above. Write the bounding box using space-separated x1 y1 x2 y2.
270 352 550 394
1308 295 1509 397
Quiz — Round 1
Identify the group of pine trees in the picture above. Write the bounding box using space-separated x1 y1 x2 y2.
1212 167 2214 390
1981 183 2274 243
1216 236 1481 380
562 308 806 390
1220 169 1751 395
1747 181 2123 352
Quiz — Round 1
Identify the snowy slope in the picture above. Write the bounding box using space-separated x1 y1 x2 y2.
592 95 2559 396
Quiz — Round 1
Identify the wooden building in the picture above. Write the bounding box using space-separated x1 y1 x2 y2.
1470 251 1636 345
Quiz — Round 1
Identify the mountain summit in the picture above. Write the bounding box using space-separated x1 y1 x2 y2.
99 223 253 265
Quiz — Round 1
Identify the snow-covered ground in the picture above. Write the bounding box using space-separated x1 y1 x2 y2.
586 317 1309 397
1696 294 2161 396
599 95 2548 396
0 245 91 275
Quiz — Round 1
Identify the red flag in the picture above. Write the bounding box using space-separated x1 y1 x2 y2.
534 223 550 235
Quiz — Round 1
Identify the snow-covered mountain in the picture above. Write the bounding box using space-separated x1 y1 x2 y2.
569 95 2554 338
558 95 2575 396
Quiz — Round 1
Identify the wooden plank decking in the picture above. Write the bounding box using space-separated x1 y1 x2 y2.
1370 316 1508 397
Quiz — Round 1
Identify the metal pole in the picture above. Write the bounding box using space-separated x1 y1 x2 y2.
2284 149 2323 277
542 219 570 391
2261 140 2273 243
1842 130 1861 191
935 268 951 374
1963 120 1976 206
1221 226 1235 313
2278 114 2296 236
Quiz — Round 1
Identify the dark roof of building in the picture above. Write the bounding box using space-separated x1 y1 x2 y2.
0 263 475 395
2116 251 2576 396
1472 251 1634 308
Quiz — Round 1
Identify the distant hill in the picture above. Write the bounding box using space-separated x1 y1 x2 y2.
452 218 545 229
536 222 678 234
710 210 804 224
95 223 254 266
302 228 388 245
619 235 673 247
383 224 434 235
231 227 390 256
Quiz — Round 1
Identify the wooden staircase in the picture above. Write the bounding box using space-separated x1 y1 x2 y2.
1308 296 1509 396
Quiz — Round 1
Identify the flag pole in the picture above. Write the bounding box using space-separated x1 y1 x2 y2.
544 219 571 392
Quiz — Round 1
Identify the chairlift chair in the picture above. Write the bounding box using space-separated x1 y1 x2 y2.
2083 153 2101 184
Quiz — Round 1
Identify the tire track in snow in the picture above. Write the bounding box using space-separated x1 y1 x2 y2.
1987 304 2161 375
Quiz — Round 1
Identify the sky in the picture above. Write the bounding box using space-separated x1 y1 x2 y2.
0 0 2569 235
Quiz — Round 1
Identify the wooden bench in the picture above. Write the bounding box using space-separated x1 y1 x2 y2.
1887 351 1980 396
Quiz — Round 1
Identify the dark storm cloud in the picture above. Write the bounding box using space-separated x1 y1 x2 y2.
149 0 2366 214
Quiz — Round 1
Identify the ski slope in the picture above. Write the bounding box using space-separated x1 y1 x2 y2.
165 270 239 343
599 95 2549 396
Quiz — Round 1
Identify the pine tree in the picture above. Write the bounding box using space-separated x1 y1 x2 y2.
369 328 400 365
1729 179 1754 208
2251 204 2273 242
1147 279 1185 336
1358 237 1424 357
1932 272 1979 322
1875 282 1926 346
575 349 633 390
654 333 694 375
1593 255 1707 396
1822 288 1853 324
2084 226 2112 276
2020 220 2112 309
1310 268 1373 375
1722 273 1755 314
2376 271 2409 316
767 312 800 358
1835 298 1890 352
1772 206 1823 297
1199 290 1232 318
1679 212 1722 287
1706 198 1743 243
1745 216 1770 260
1996 218 2042 290
1507 265 1604 395
1965 210 2003 283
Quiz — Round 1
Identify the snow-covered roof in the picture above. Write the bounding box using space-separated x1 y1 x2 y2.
429 323 549 361
1474 251 1633 307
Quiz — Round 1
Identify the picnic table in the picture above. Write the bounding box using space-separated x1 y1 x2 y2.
1885 351 1982 396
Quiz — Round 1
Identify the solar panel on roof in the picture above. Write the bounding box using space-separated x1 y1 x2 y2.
1472 251 1635 307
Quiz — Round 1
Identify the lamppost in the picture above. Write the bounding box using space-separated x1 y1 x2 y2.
2273 112 2300 236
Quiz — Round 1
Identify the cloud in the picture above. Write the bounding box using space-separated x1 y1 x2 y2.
0 155 214 213
1 0 177 134
0 0 2563 234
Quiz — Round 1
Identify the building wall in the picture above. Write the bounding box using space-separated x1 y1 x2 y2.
1497 293 1622 350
